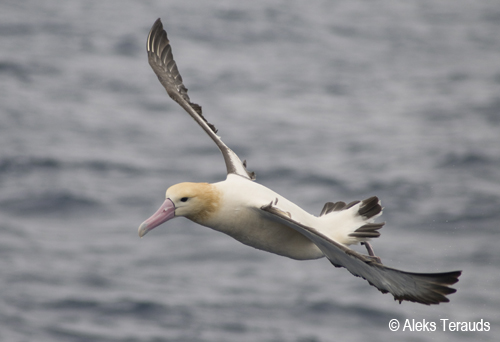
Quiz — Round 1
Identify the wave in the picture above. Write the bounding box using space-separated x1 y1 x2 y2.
262 166 346 189
303 299 397 324
0 191 100 216
0 61 31 82
438 152 498 169
0 156 61 174
45 297 192 322
0 156 146 177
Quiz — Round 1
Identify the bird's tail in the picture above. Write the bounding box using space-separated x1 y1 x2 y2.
319 196 384 245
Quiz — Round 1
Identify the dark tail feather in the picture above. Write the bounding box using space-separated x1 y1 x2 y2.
358 196 382 219
349 222 385 238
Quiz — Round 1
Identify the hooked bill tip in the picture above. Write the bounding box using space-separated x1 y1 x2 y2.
138 198 176 238
138 222 149 238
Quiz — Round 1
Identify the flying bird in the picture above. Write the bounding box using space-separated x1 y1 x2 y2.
139 18 461 305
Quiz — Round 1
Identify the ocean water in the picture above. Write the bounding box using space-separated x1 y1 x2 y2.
1 1 499 341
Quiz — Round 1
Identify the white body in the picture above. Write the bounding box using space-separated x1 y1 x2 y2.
203 175 376 260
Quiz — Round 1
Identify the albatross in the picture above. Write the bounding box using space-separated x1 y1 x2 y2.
139 18 461 305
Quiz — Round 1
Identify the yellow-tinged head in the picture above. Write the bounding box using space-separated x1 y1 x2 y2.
138 182 221 237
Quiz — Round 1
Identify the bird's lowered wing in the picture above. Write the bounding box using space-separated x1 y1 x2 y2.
147 18 255 180
261 200 461 305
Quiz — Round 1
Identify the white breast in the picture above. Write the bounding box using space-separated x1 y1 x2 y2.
201 174 324 260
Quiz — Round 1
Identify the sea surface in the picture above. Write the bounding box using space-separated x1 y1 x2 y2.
1 1 499 341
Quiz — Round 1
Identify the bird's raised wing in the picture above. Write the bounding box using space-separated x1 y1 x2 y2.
147 18 255 180
261 200 461 305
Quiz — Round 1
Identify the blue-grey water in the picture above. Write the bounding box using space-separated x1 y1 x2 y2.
1 1 499 341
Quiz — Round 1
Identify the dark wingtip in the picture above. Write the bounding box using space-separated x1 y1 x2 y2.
149 18 163 41
147 18 218 135
393 270 462 305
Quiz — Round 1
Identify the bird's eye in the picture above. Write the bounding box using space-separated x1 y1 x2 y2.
180 197 189 202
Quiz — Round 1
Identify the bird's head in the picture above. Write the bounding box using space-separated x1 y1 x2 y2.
138 182 221 237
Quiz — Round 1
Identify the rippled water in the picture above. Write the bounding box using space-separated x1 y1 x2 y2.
1 1 499 341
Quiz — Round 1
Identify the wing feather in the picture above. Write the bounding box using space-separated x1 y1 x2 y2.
261 201 461 305
147 18 255 180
